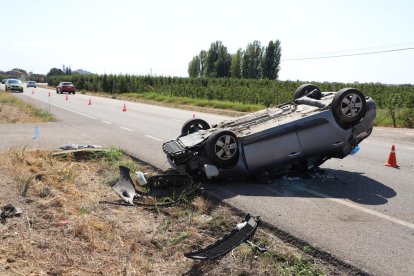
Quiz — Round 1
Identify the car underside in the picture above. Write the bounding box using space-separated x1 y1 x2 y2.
163 84 376 180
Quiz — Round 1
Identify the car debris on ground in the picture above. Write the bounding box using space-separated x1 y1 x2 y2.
52 144 108 159
107 166 200 207
58 143 102 150
0 204 22 224
184 214 263 260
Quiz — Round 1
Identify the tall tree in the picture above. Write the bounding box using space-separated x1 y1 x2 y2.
199 50 207 77
188 56 201 77
242 40 263 79
230 49 242 78
47 67 64 76
206 41 231 78
262 40 282 80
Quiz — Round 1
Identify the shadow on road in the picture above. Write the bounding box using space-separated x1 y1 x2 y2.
207 168 396 206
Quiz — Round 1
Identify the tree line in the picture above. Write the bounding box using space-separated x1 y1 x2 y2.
188 40 281 80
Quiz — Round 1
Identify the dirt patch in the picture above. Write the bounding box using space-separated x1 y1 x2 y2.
0 92 55 124
0 149 344 275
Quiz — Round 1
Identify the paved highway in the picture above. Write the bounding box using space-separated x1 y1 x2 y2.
3 85 414 275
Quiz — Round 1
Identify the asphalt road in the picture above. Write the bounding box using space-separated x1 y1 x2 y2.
2 85 414 275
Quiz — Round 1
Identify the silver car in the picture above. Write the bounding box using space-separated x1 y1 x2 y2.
162 84 376 179
5 79 24 92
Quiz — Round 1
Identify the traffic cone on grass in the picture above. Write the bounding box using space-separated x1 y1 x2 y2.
122 103 127 112
384 145 399 168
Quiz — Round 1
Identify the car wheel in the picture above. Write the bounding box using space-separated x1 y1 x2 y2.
181 118 210 136
206 130 239 168
294 84 322 100
331 88 367 129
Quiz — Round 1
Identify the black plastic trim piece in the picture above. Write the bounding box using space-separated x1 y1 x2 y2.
184 214 260 260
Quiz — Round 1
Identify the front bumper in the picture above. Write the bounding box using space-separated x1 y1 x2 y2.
7 86 23 91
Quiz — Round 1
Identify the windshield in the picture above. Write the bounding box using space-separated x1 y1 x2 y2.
8 79 21 84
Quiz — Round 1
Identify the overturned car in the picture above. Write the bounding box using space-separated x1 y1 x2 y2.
162 84 376 179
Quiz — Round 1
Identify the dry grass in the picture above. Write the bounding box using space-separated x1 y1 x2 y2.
0 149 337 275
0 92 55 123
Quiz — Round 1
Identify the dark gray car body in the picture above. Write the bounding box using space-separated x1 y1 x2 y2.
163 89 376 179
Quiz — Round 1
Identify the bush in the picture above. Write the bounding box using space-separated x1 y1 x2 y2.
398 108 414 128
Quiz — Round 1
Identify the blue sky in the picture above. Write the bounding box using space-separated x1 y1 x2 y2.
1 0 413 84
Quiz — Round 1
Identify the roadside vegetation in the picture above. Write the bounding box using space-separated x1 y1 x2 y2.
47 74 414 128
0 148 347 275
0 91 55 123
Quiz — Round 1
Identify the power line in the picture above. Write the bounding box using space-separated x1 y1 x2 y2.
282 47 414 61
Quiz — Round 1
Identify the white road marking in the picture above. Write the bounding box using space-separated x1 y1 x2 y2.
145 135 163 142
102 121 112 125
302 188 414 230
245 184 414 230
29 96 97 120
120 127 134 132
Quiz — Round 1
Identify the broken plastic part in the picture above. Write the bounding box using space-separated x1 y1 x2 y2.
185 214 260 260
204 164 219 179
110 166 199 206
1 204 22 224
245 240 268 253
135 171 147 186
111 166 137 205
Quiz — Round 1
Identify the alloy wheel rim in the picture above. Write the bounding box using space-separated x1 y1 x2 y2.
341 93 363 117
214 135 237 160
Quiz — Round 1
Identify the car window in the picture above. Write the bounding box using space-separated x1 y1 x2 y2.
9 79 20 84
62 82 73 85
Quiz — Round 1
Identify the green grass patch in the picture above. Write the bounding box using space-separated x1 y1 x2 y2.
121 92 264 112
375 108 414 128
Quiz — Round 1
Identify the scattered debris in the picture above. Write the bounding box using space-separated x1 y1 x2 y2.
52 148 108 159
109 166 200 207
0 204 22 224
185 214 260 260
59 143 102 150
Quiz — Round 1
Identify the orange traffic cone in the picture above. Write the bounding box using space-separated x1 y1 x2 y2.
48 92 50 97
65 94 68 101
88 98 92 105
122 103 127 112
385 145 399 168
32 89 34 94
193 113 195 118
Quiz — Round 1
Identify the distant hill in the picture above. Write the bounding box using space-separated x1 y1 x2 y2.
73 69 92 75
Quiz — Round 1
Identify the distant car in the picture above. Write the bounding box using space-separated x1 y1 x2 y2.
26 81 37 88
163 84 376 180
56 82 76 94
1 79 8 84
5 79 24 92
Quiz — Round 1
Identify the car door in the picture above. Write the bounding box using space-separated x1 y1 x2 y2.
241 125 302 173
296 116 347 155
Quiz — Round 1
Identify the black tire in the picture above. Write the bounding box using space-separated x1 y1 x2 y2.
205 130 239 168
181 118 210 136
294 84 322 100
331 88 367 129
